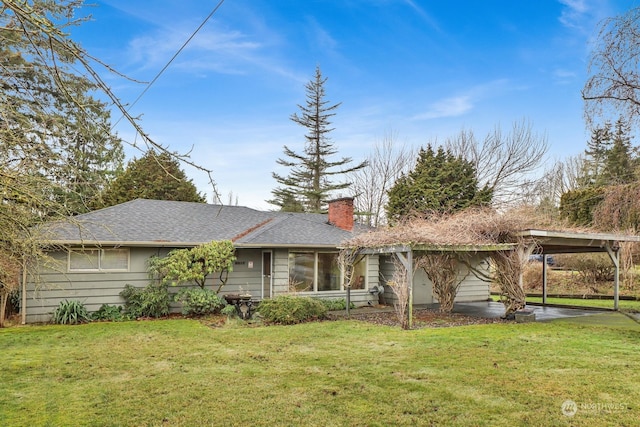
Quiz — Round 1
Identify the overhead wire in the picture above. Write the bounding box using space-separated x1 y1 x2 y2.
112 0 227 128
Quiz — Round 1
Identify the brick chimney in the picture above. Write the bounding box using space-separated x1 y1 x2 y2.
328 197 354 231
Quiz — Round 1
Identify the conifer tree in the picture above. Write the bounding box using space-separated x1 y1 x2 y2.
386 145 492 223
1 1 124 216
269 66 367 212
603 117 635 184
578 117 636 187
97 151 205 207
579 121 613 187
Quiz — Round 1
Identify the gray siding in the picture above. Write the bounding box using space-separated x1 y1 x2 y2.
377 253 490 308
28 247 269 323
26 246 383 322
272 249 290 295
223 249 263 297
366 255 379 288
379 255 398 305
454 255 490 302
26 247 154 323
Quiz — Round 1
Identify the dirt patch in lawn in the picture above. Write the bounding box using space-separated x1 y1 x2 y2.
199 308 512 329
332 308 511 329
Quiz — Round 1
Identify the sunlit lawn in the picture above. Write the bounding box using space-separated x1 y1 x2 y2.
1 316 639 426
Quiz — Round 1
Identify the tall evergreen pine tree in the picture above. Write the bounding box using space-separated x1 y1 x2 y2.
579 117 636 187
603 117 635 184
269 66 367 212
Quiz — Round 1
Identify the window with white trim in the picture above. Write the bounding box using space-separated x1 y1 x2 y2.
69 248 130 272
288 251 367 292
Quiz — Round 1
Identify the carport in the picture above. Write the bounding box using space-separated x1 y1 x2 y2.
518 229 640 310
348 227 640 327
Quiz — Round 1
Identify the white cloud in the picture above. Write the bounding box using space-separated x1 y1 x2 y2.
126 25 262 75
553 68 577 83
412 79 512 121
120 14 307 83
308 19 338 53
413 95 473 120
403 0 442 33
558 0 589 29
557 0 614 33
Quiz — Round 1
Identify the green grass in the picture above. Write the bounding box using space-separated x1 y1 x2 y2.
1 317 639 426
526 296 640 311
491 295 640 311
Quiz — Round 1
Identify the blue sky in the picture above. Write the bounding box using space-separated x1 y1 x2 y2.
71 0 634 209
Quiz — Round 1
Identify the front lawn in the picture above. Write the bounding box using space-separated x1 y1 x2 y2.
1 317 639 426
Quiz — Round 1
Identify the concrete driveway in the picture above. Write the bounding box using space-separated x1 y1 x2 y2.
442 301 606 321
445 301 640 329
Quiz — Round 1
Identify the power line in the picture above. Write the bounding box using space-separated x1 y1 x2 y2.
114 0 226 127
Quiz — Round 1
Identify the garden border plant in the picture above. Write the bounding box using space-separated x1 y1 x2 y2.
119 283 171 319
257 295 327 325
51 299 91 325
174 287 226 316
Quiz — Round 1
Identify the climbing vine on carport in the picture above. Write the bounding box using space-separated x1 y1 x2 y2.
345 207 553 319
415 253 469 313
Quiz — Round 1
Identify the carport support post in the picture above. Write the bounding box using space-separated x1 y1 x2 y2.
395 250 413 329
542 255 548 305
605 245 620 311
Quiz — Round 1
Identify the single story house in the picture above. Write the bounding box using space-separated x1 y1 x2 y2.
23 198 494 323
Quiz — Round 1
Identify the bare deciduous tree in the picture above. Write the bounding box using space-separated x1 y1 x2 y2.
387 256 411 330
348 131 415 226
520 155 584 214
415 253 468 313
337 247 364 316
0 251 21 327
490 246 531 317
469 241 536 317
583 7 640 127
443 120 548 207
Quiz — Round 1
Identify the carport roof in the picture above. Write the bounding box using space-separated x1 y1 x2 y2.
354 229 640 255
517 229 640 254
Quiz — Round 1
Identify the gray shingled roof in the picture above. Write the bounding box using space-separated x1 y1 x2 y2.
46 199 364 248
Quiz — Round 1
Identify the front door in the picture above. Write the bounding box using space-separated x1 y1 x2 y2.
262 251 272 299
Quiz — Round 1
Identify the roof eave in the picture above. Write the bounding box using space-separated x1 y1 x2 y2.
47 240 344 250
518 229 640 242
